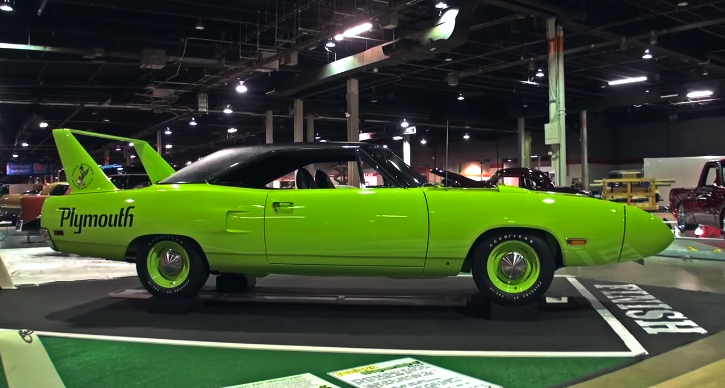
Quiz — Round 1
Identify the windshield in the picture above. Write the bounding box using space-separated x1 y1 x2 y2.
366 148 428 188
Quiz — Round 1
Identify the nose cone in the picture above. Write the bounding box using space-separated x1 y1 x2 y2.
620 207 674 262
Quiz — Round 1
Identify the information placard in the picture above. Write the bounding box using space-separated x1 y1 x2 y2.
224 373 341 388
328 358 502 388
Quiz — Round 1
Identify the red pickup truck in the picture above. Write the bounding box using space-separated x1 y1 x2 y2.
670 160 725 233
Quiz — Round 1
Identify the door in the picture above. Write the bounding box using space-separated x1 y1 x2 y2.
265 187 429 267
694 163 719 226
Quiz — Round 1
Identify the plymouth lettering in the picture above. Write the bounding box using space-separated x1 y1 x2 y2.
595 284 707 334
59 206 135 234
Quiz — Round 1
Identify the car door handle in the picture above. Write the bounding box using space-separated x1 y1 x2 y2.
272 202 294 213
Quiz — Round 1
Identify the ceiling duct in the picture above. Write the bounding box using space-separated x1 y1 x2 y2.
271 0 478 96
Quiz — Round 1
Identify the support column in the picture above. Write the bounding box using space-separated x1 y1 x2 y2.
156 129 162 154
403 135 411 165
517 118 532 168
347 78 360 187
546 17 567 187
265 110 273 144
293 99 303 142
580 110 589 189
306 114 315 142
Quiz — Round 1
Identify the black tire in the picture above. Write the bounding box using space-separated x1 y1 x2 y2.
471 232 556 307
677 205 696 232
136 235 209 300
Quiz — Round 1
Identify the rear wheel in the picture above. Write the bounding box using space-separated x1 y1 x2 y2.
471 232 556 307
136 236 209 300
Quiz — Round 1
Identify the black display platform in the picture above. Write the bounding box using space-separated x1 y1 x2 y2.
1 275 723 356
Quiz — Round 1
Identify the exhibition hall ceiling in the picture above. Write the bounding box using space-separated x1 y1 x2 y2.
0 0 724 164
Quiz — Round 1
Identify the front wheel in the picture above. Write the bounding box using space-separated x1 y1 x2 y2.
676 205 696 232
136 236 209 300
471 233 556 307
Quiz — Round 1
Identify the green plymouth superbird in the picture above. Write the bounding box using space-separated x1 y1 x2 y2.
40 129 674 306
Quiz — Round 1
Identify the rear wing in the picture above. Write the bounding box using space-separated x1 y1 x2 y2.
53 129 175 194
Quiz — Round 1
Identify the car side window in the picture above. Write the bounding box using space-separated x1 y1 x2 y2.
49 184 69 196
703 167 718 187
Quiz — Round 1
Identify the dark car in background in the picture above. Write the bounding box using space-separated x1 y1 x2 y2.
430 167 591 196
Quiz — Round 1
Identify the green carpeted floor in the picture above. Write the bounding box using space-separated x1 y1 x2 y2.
0 336 629 388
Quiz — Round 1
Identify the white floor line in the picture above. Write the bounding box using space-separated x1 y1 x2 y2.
0 329 635 358
455 273 573 278
567 277 648 357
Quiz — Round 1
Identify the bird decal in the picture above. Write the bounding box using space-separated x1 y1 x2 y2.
76 164 90 187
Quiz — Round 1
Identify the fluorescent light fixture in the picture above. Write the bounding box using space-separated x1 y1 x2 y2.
393 136 403 140
325 41 336 48
12 154 18 158
420 139 427 145
661 93 679 98
190 118 197 126
115 147 121 151
463 133 470 139
130 155 137 159
435 1 448 9
507 159 512 162
128 142 134 146
195 19 204 30
228 127 238 133
608 76 647 86
21 142 28 147
520 80 538 86
223 105 233 114
383 145 388 148
531 155 538 158
535 69 544 77
39 122 48 128
319 139 327 142
235 81 248 93
0 0 13 12
341 22 372 39
400 119 409 128
165 144 173 149
642 49 652 59
687 90 713 98
457 94 464 101
678 1 688 6
334 34 344 41
403 126 417 135
185 161 192 166
164 128 172 135
103 117 110 122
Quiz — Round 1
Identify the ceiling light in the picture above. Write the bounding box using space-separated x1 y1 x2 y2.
319 139 327 142
12 154 18 158
190 118 197 126
223 105 233 114
195 19 204 30
0 0 13 12
228 127 238 133
164 128 172 135
400 119 409 128
420 139 427 145
325 41 336 48
340 22 372 39
315 136 321 140
687 90 713 98
235 81 248 93
507 159 512 162
444 55 452 62
115 146 121 151
677 1 688 6
21 142 28 147
531 155 538 158
457 94 465 101
128 142 134 146
39 122 48 128
383 145 388 148
130 155 137 159
334 34 344 41
535 69 545 77
435 1 448 9
185 161 192 166
103 117 110 122
608 76 647 86
642 49 653 59
463 133 470 139
393 136 403 140
165 144 173 149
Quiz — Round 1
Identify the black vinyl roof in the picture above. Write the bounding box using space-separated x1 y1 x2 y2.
160 141 382 184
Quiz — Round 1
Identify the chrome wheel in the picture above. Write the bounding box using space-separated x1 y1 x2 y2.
158 248 184 277
499 252 529 280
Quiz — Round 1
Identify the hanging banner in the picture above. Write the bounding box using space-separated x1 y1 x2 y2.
329 358 502 388
6 163 54 176
224 373 341 388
